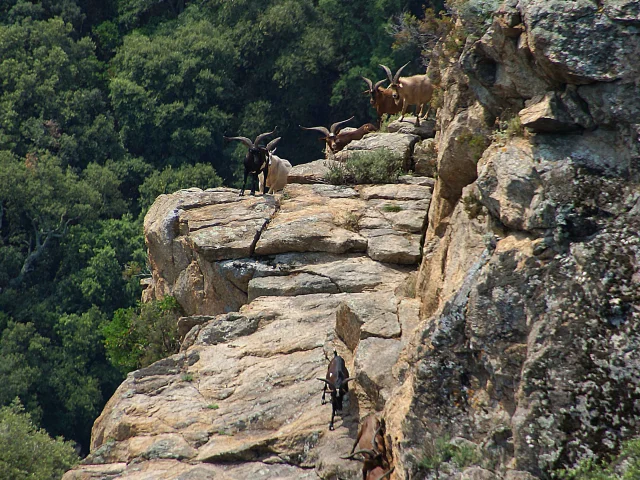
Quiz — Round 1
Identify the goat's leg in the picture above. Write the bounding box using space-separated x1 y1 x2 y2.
329 404 336 430
240 169 248 196
399 100 407 122
321 384 327 405
249 173 258 196
414 103 421 127
262 165 269 195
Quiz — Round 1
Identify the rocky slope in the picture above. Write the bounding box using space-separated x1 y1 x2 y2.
63 130 435 479
65 1 639 479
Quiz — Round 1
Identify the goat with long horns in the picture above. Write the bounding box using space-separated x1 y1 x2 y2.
224 129 277 196
300 117 354 154
380 62 434 127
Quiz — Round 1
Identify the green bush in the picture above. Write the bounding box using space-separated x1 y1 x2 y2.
554 438 640 479
324 148 403 185
102 296 183 373
0 400 79 480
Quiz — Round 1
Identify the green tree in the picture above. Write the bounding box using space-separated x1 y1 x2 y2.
0 153 101 288
109 18 234 171
0 17 122 168
0 400 79 480
138 163 223 211
103 296 182 373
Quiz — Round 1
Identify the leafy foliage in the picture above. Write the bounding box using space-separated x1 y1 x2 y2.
554 438 640 479
103 296 182 373
0 400 79 480
325 148 403 185
139 163 223 211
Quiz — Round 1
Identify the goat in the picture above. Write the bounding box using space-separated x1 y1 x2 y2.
342 415 387 480
259 137 292 194
362 77 402 127
224 129 276 196
317 350 354 430
365 466 394 480
380 63 434 127
332 123 378 152
300 117 354 155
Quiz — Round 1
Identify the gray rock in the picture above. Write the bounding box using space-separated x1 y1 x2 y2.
287 159 331 184
354 337 402 409
364 230 422 265
387 118 436 138
520 0 639 84
247 273 340 301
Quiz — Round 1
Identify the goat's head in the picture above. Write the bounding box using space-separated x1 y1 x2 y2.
380 63 410 105
362 77 387 106
300 117 354 152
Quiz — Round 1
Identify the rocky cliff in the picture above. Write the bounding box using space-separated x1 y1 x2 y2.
65 1 639 479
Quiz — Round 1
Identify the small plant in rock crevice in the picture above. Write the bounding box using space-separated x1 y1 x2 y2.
458 131 488 163
382 203 403 213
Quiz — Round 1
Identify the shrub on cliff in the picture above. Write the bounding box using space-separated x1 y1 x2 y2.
0 400 79 480
103 296 182 373
325 148 403 185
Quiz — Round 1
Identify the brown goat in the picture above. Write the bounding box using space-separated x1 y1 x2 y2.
380 63 434 127
366 466 394 480
300 117 354 155
362 77 402 127
333 123 378 152
342 414 387 480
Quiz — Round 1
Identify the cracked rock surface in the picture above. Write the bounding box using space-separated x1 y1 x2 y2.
64 178 432 479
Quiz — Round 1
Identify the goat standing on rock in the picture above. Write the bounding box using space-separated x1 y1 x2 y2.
381 62 434 127
259 137 292 194
224 129 276 196
362 76 402 127
317 350 354 430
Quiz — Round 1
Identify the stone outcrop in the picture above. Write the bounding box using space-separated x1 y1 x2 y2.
400 0 640 479
66 1 640 479
65 171 433 479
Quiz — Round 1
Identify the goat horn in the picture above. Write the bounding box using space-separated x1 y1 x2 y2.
254 128 277 147
374 79 387 90
329 116 355 134
361 76 373 91
266 137 281 152
372 424 383 450
342 377 356 384
300 125 331 137
393 61 410 84
340 448 377 460
375 467 395 480
379 64 393 84
316 378 332 385
224 136 254 148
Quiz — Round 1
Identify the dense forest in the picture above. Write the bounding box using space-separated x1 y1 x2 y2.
0 0 447 453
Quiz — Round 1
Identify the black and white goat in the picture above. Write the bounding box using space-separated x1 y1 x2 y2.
317 350 354 430
224 129 276 196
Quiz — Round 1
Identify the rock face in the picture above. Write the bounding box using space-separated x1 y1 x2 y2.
66 2 640 479
65 173 432 479
401 0 640 479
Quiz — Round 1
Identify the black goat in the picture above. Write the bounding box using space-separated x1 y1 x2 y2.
317 350 354 430
224 129 276 196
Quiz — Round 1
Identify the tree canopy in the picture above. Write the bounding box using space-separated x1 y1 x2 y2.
0 0 440 454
